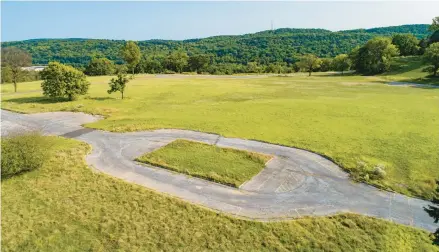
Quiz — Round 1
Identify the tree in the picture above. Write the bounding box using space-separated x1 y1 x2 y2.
348 46 360 71
355 37 399 75
265 63 283 74
319 58 333 72
41 62 90 101
1 66 13 83
84 57 115 76
424 181 439 244
246 62 262 73
137 55 164 74
166 51 189 73
121 41 141 75
1 47 32 92
297 54 322 76
424 42 439 77
419 38 430 55
429 16 439 32
391 34 419 56
188 54 210 74
332 54 351 75
107 66 130 99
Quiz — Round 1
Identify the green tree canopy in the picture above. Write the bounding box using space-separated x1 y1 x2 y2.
166 51 189 73
423 42 439 76
188 54 210 74
391 34 419 56
121 41 141 75
84 57 115 76
332 54 351 75
41 62 90 101
355 37 399 75
319 58 333 72
137 55 164 74
1 47 32 92
297 54 322 76
429 16 439 32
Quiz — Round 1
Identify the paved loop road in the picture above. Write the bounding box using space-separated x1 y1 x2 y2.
1 109 437 231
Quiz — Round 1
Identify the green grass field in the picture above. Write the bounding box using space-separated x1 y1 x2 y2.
2 136 437 251
2 74 438 199
136 139 271 187
380 56 439 85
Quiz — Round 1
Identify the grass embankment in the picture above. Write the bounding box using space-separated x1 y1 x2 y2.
2 136 437 251
381 56 439 85
136 139 271 187
1 74 439 199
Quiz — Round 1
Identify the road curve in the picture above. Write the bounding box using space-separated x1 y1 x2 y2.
1 109 437 232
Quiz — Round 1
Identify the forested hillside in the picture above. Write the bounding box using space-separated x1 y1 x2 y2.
1 24 431 68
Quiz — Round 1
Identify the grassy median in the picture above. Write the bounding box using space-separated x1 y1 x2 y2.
136 139 271 187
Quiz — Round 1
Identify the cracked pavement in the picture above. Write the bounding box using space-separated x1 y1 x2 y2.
1 109 437 232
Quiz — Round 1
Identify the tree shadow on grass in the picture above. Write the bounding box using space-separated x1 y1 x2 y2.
84 96 116 101
4 96 70 104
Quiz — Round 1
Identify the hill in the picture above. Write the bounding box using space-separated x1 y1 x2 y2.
1 24 431 68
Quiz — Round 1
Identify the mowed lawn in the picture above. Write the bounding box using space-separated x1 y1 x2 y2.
2 137 437 251
136 139 272 187
1 74 439 198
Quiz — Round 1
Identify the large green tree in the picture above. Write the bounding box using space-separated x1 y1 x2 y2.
332 54 351 75
298 54 322 76
424 181 439 244
166 51 189 73
1 47 32 92
137 55 164 74
41 62 90 101
319 58 333 72
355 37 399 75
423 42 439 76
391 34 419 56
84 57 115 76
188 54 210 74
121 41 141 75
429 17 439 32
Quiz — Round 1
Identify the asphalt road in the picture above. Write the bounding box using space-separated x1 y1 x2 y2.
1 109 437 232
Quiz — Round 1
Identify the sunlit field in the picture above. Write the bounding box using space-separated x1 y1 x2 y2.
2 74 439 199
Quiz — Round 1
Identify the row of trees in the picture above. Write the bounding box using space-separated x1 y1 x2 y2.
81 28 438 77
2 24 433 68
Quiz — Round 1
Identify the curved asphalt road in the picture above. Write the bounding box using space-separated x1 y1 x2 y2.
1 109 437 232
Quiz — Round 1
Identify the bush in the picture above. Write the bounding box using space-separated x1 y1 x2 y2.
1 132 51 179
41 62 90 101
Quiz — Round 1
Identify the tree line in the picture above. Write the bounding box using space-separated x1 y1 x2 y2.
1 24 432 69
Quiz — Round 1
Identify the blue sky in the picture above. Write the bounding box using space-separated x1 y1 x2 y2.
1 1 438 42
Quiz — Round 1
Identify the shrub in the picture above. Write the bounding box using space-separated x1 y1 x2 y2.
41 62 90 101
372 164 387 179
1 132 51 179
